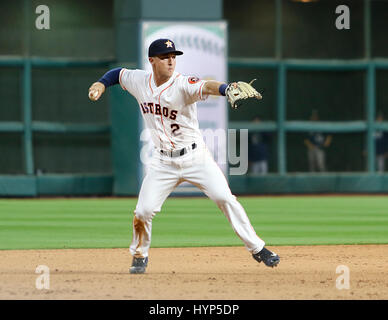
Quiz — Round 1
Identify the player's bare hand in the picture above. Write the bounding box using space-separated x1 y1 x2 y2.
88 82 105 101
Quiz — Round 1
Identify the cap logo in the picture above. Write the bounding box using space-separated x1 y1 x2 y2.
148 39 183 57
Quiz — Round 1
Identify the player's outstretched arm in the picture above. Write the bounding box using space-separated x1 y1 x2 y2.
202 80 240 96
88 67 122 101
202 80 229 96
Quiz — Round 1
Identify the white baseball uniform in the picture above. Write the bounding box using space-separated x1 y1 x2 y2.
118 68 265 258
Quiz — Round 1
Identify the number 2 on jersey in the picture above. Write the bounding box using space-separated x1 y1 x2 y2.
171 124 180 136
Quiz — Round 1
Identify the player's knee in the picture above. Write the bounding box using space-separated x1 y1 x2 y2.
134 205 155 221
213 193 236 207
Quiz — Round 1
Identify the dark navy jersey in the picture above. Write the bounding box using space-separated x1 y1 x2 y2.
375 131 388 155
307 131 327 148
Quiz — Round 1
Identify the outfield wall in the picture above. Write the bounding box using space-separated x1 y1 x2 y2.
230 174 388 195
0 175 113 197
1 174 388 197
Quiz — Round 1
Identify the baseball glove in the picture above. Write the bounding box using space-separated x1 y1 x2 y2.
226 79 262 109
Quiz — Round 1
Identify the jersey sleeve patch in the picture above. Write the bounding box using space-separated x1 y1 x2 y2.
188 76 200 84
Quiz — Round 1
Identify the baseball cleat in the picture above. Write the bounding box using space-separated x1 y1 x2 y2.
252 247 280 268
130 257 148 274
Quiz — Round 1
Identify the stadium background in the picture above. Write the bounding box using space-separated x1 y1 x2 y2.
1 0 388 301
0 0 388 196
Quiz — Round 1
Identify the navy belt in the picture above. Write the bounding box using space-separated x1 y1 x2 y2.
160 143 197 158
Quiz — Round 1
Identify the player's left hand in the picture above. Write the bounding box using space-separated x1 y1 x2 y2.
226 79 262 109
88 82 106 101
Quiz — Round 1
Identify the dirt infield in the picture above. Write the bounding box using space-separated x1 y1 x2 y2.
0 245 387 300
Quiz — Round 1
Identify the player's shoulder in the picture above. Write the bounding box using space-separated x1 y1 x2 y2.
119 68 150 92
120 69 151 87
121 68 149 78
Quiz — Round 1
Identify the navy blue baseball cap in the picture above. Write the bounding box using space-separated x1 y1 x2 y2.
148 39 183 57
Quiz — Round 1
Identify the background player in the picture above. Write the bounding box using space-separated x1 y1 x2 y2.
88 38 280 274
304 110 332 172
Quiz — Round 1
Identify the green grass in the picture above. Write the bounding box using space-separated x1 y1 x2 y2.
0 196 388 250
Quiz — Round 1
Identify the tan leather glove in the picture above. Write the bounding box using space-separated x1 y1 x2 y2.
226 79 262 109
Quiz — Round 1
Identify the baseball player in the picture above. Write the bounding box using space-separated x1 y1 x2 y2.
88 39 280 274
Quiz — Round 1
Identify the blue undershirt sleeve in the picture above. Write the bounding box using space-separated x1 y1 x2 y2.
98 67 122 88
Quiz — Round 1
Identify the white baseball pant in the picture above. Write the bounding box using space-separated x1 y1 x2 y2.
129 143 265 258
